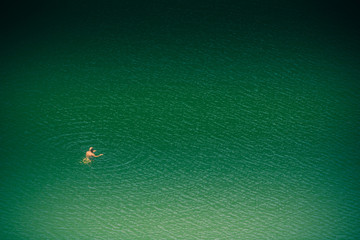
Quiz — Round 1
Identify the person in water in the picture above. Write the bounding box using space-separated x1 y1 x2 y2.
84 147 103 163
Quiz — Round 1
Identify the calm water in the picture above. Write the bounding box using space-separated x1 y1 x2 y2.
1 1 360 239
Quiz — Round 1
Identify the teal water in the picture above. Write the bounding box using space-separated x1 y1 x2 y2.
1 1 360 239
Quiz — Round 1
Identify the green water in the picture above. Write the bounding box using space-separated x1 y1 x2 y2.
1 1 360 239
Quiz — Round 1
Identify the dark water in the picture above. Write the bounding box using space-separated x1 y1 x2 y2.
1 1 360 239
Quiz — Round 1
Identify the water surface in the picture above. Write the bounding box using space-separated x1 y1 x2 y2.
1 1 360 239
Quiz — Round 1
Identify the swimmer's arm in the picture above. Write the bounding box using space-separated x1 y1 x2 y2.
93 153 104 157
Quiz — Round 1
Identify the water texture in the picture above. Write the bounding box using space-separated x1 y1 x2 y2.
1 1 359 239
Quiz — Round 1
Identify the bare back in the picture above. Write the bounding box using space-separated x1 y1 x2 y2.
86 151 95 159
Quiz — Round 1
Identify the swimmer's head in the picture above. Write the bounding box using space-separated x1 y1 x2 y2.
89 147 94 152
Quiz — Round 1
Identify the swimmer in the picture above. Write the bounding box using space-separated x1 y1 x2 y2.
84 147 103 163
